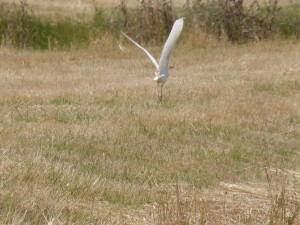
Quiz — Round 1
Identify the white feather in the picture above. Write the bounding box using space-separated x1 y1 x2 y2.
122 32 159 70
158 18 184 72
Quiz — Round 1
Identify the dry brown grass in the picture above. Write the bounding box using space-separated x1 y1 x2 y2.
0 37 300 224
149 168 300 224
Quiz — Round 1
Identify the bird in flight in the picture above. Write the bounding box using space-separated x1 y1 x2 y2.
122 17 184 102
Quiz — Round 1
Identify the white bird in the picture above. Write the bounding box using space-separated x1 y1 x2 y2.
122 17 184 102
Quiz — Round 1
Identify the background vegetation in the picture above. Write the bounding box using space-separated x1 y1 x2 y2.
0 0 299 49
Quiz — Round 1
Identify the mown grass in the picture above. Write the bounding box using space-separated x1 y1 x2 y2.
0 37 299 223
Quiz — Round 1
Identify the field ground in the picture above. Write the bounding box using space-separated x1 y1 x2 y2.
0 38 300 224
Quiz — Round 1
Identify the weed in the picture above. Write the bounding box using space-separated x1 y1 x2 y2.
120 0 174 45
153 184 209 224
265 168 300 225
192 0 280 43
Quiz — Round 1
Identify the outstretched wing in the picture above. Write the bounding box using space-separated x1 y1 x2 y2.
159 18 184 72
122 32 159 70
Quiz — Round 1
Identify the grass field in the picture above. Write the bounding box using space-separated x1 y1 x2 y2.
0 36 299 224
0 2 300 224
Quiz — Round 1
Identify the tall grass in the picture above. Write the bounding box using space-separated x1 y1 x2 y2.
277 4 300 38
0 1 92 49
192 0 280 43
120 0 174 45
0 0 299 50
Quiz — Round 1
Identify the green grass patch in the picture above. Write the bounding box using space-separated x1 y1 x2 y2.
50 96 75 105
253 82 274 92
287 114 300 125
277 4 300 38
0 2 96 49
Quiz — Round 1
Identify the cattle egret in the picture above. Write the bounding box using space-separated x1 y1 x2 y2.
122 17 184 102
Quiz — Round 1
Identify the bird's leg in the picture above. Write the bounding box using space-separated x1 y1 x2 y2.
157 83 164 103
160 83 164 102
156 82 164 103
156 83 160 102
